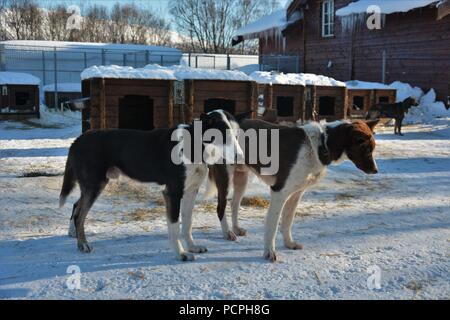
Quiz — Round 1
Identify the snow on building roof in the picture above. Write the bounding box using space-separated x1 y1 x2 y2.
249 71 346 87
43 83 82 93
346 80 392 90
336 0 439 16
81 64 252 82
233 9 288 39
0 40 181 54
0 72 40 85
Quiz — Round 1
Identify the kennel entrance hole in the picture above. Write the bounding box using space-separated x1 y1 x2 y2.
378 96 389 103
276 96 294 117
118 95 154 131
352 96 365 111
204 99 236 115
15 91 32 106
318 96 336 116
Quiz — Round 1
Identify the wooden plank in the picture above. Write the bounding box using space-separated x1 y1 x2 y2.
168 81 174 128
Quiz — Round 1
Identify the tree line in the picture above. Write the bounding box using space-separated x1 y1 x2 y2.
0 0 281 53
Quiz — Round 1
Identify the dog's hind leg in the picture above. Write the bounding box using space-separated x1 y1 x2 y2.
264 189 290 262
181 189 207 253
75 182 106 253
68 199 80 238
231 168 249 237
211 165 235 241
280 190 305 250
163 187 194 261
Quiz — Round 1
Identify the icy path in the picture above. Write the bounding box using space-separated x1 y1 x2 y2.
0 119 449 299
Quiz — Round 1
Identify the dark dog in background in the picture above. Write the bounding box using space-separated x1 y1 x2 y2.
366 97 419 135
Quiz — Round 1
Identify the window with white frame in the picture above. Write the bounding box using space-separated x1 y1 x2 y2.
322 0 335 37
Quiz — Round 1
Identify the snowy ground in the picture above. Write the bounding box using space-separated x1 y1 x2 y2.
0 113 449 300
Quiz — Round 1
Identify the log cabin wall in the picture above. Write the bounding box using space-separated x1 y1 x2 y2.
311 85 348 122
260 0 450 104
259 84 306 122
347 88 396 118
0 84 40 119
82 78 173 132
186 80 256 121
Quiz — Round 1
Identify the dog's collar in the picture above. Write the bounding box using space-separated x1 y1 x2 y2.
318 132 332 166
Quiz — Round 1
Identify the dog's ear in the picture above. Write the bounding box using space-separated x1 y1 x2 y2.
234 111 253 123
365 119 379 133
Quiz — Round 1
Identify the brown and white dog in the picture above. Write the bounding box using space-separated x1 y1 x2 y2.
208 119 379 261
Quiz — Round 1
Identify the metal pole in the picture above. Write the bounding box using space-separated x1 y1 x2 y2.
195 55 198 68
160 54 163 66
227 54 231 70
188 53 191 67
0 44 6 71
84 52 87 69
145 50 150 65
101 49 106 65
42 51 46 85
382 50 386 84
53 47 58 110
123 53 126 66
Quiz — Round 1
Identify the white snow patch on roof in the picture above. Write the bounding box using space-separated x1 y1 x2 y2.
0 40 181 54
81 64 252 82
346 80 392 90
43 83 81 93
234 10 288 38
336 0 438 16
0 72 40 85
80 65 178 81
249 71 346 87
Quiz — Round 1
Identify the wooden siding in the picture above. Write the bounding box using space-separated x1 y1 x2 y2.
259 0 450 104
0 84 40 118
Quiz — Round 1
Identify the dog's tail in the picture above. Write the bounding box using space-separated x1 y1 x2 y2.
203 169 218 199
59 155 76 208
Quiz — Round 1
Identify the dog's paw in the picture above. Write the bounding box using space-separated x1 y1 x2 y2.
233 226 247 237
188 245 208 254
78 242 92 253
263 249 277 262
284 241 303 250
178 252 195 261
68 220 77 238
224 230 237 241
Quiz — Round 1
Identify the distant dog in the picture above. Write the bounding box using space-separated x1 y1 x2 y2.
208 119 379 261
59 110 243 261
366 97 418 135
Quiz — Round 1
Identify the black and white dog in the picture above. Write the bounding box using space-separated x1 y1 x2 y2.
209 119 379 261
59 110 243 261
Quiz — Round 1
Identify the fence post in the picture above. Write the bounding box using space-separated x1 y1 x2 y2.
145 50 150 65
382 50 386 84
101 49 106 65
53 47 58 111
161 54 164 66
123 53 126 66
42 51 46 85
227 54 231 70
188 53 191 67
195 55 198 68
84 52 87 69
0 44 5 71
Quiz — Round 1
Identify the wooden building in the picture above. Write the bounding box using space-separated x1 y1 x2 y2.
234 0 450 106
346 80 396 117
251 71 348 122
0 72 40 119
44 83 82 110
80 65 256 132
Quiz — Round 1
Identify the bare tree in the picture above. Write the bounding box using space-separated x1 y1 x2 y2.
46 4 70 41
170 0 280 53
80 4 109 43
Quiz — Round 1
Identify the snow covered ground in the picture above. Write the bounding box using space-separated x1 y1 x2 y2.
0 110 449 300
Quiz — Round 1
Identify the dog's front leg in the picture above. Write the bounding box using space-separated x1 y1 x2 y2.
181 189 207 253
163 189 194 261
264 190 289 262
281 190 305 250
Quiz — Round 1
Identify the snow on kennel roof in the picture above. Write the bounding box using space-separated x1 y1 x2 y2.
336 0 439 16
43 83 82 93
345 80 392 90
0 72 40 85
81 65 252 82
249 71 346 87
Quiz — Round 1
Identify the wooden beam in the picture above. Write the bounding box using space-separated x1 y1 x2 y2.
168 81 174 128
99 78 106 129
437 0 450 20
186 80 194 123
